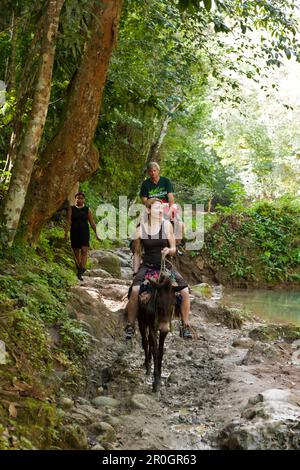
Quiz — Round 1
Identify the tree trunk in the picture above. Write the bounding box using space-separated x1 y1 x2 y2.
145 101 182 167
5 10 18 91
2 0 65 244
22 0 123 243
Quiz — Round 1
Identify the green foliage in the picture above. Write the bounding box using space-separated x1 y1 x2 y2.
203 198 300 285
0 227 92 448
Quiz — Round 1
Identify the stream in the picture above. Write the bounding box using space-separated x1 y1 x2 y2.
221 288 300 326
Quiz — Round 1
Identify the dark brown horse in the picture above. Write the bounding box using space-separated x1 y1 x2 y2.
137 276 180 392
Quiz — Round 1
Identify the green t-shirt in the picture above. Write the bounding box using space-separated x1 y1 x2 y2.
140 176 174 203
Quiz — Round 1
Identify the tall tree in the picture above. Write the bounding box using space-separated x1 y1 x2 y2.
21 0 123 243
2 0 65 244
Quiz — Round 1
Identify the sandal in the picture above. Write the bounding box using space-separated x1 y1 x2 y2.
181 324 193 339
124 324 135 340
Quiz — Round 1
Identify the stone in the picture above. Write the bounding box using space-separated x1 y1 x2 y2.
292 339 300 349
218 388 300 450
130 394 157 410
58 397 74 410
121 267 133 280
91 444 105 450
62 425 88 450
84 268 113 278
92 396 120 408
104 416 120 428
192 283 213 298
232 337 255 349
0 340 7 365
92 422 116 445
90 251 121 278
241 342 281 365
249 324 300 343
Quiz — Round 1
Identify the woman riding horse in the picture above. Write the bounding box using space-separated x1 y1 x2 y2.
125 200 193 340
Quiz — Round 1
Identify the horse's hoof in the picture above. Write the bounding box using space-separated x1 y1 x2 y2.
152 380 161 393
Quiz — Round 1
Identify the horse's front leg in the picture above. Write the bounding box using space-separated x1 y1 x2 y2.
139 318 151 375
149 327 160 392
158 329 168 377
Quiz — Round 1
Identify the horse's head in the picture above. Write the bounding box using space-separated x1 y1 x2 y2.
147 276 180 324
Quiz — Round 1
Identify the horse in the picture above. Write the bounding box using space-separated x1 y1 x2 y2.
137 275 181 392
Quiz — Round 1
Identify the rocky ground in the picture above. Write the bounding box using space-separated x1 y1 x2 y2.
58 248 300 450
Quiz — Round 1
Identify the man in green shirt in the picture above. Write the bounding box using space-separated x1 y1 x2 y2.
140 162 175 208
140 161 184 248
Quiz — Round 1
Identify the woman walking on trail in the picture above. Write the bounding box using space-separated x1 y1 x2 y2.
125 200 193 340
65 192 99 280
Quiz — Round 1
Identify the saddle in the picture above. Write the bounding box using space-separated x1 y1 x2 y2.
131 268 182 307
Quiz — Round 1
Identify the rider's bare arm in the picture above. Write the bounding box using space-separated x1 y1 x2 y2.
161 220 176 257
167 192 174 207
131 226 142 275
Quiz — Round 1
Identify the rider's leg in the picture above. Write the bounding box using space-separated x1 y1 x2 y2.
125 286 140 339
127 285 140 324
179 287 193 339
180 287 190 324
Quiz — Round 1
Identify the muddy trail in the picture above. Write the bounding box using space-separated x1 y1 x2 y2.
62 248 300 451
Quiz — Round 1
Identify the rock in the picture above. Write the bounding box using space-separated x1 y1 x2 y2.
197 301 243 329
92 397 120 408
91 444 105 450
121 267 133 280
47 326 61 347
75 397 90 406
130 394 157 410
90 251 121 278
291 349 300 366
58 397 74 410
0 340 7 364
232 337 255 349
104 416 120 428
193 283 213 298
292 339 300 349
218 388 300 450
89 421 116 439
249 324 300 343
84 268 113 278
241 342 281 365
69 286 110 317
62 425 88 450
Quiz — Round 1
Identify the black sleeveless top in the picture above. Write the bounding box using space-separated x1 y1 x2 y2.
141 222 169 266
70 206 90 249
71 206 89 233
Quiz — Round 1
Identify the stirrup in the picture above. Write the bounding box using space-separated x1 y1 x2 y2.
125 324 134 340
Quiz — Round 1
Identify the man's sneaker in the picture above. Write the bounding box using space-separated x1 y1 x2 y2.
182 324 193 339
77 266 83 280
124 324 134 340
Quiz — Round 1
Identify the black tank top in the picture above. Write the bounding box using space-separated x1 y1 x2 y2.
141 222 169 266
71 206 89 230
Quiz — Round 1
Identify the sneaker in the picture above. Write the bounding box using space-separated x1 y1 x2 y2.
77 266 84 281
182 324 193 339
124 324 134 340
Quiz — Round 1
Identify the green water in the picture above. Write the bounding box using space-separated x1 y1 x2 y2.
222 289 300 325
